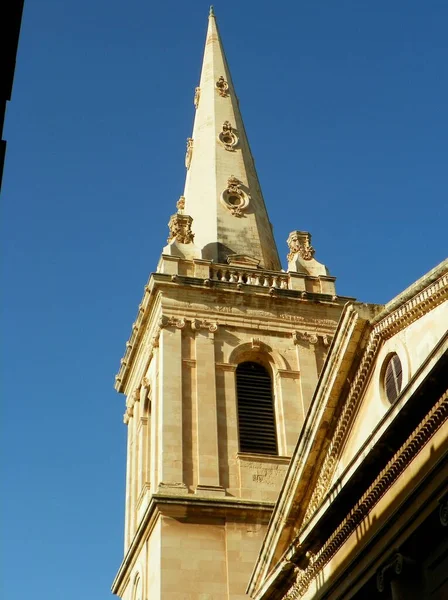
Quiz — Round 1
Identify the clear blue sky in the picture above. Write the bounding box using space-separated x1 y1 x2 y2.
1 1 447 599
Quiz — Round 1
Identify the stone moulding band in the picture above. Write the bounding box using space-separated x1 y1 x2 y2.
302 274 448 526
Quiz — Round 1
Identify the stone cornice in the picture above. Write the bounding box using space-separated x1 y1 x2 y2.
302 268 448 526
114 272 348 393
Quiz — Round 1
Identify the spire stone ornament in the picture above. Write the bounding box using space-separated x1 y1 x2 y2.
179 8 281 269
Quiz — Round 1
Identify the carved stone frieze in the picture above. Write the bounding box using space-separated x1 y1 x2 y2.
193 86 200 108
218 120 238 151
287 231 315 262
185 137 193 169
167 213 195 244
216 75 229 97
220 175 250 217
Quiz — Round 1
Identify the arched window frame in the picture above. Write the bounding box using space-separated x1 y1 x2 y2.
228 342 292 457
235 360 278 456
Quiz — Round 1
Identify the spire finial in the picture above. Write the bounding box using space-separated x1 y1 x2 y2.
209 5 215 17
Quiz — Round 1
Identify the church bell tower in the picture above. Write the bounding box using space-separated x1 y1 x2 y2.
112 9 349 600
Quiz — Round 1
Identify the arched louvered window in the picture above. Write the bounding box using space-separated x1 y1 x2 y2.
383 353 403 404
236 361 277 455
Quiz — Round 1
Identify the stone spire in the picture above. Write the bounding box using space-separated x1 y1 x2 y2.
182 9 281 270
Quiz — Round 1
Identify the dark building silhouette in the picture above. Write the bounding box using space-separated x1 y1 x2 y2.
1 0 24 190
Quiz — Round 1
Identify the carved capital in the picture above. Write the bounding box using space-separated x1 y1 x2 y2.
322 334 332 346
292 331 319 345
167 213 195 244
191 319 218 333
292 330 332 346
159 315 186 330
287 231 315 262
376 553 415 592
123 397 134 423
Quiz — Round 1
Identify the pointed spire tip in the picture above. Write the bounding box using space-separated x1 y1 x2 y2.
209 5 215 17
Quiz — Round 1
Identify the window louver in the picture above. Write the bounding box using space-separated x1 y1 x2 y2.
384 353 403 403
236 362 277 455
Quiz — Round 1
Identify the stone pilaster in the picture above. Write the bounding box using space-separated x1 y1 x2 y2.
157 323 187 494
193 320 225 495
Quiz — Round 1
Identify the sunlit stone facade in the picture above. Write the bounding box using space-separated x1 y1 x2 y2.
111 10 448 600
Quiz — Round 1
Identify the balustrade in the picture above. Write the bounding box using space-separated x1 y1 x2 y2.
210 266 289 289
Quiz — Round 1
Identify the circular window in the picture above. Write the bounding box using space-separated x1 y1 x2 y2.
383 353 403 403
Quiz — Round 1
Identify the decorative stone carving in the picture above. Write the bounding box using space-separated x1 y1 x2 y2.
251 337 261 349
159 315 186 329
123 388 139 424
216 75 229 97
142 377 150 389
287 231 315 262
193 86 200 109
176 196 185 212
292 331 328 345
191 319 218 333
185 137 193 169
218 120 238 151
220 175 250 217
167 213 195 244
376 553 415 592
